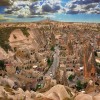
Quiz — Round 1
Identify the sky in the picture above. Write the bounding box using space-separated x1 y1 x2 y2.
0 0 100 23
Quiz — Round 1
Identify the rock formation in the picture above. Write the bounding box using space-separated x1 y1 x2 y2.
83 42 96 80
75 93 93 100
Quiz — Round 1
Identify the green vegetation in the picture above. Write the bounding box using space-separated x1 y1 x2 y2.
76 80 83 91
0 60 6 70
0 27 29 52
76 80 87 91
68 75 75 81
36 84 43 91
47 58 53 67
50 46 55 51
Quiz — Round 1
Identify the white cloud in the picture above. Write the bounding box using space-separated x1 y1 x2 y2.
5 0 64 17
65 0 100 14
4 0 100 15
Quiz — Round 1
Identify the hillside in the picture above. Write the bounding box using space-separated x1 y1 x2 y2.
0 21 99 100
0 27 29 52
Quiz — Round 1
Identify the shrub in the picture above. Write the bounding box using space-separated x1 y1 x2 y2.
0 60 6 70
47 58 53 67
50 46 55 51
68 75 74 81
76 80 87 91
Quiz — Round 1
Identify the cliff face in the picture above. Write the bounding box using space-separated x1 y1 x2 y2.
0 25 55 56
83 42 96 80
0 22 56 86
0 27 29 52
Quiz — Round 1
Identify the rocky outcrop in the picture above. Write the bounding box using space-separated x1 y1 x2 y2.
1 83 100 100
83 42 96 80
75 93 100 100
0 84 74 100
93 94 100 100
8 27 55 51
35 84 74 100
39 76 57 92
43 84 74 100
75 93 93 100
0 77 14 88
0 85 36 100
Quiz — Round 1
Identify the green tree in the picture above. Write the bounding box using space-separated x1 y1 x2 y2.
50 46 55 51
76 80 83 91
47 58 53 67
47 58 51 65
0 60 6 70
68 75 74 81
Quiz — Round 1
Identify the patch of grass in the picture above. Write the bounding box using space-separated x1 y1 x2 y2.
76 80 87 91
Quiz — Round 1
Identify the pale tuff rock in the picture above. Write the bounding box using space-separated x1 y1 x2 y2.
75 93 93 100
0 83 100 100
93 94 100 100
0 47 7 60
9 29 28 49
35 84 73 100
44 84 71 100
47 92 60 100
0 77 14 88
0 86 5 98
75 93 100 100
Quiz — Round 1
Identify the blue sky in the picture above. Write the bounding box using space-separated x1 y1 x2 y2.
0 0 100 23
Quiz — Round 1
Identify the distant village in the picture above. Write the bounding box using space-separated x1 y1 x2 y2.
0 20 100 100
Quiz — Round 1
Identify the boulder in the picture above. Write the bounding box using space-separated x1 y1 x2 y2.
14 88 25 100
30 90 36 99
75 93 93 100
25 90 31 98
0 77 14 88
0 86 5 98
93 93 100 100
47 92 60 100
44 84 72 100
